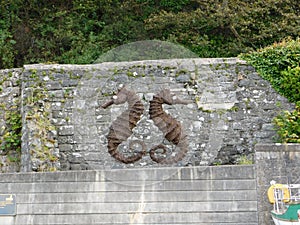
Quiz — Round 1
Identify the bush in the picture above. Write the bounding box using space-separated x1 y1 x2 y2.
240 38 300 103
0 28 16 69
273 105 300 143
241 38 300 143
145 0 300 58
0 0 299 69
0 1 17 69
280 66 300 103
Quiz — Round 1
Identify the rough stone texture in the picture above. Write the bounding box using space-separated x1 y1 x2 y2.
21 67 60 172
0 165 258 225
255 143 300 225
0 68 22 173
0 58 296 172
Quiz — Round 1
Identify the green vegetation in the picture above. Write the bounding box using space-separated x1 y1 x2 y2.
0 109 22 159
273 106 300 143
237 155 253 165
0 71 21 167
25 71 59 172
241 38 300 143
240 38 300 103
0 0 299 69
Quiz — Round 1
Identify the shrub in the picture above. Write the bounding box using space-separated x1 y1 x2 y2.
241 38 300 143
145 0 300 58
56 0 300 61
0 1 16 69
0 28 16 69
273 105 300 143
1 0 299 69
240 38 300 103
280 66 300 103
1 109 22 156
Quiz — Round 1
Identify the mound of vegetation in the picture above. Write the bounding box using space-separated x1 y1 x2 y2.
240 38 300 143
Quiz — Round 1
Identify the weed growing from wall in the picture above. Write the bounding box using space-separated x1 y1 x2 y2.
237 155 253 165
0 108 22 163
0 69 22 171
25 71 59 172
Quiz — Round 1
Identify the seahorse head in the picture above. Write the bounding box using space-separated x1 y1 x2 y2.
101 87 139 108
156 89 191 105
112 87 130 104
156 89 173 105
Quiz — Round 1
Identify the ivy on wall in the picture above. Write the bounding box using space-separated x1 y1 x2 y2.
0 70 22 171
24 69 59 172
0 108 22 164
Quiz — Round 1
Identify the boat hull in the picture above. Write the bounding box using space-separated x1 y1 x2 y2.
271 204 300 225
268 183 300 225
272 216 300 225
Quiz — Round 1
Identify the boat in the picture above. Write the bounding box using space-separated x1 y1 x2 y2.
268 181 300 225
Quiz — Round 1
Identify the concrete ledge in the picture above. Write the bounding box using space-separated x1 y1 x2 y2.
255 143 300 152
0 165 255 183
0 165 257 225
23 57 247 71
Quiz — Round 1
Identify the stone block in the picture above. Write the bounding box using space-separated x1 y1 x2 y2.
58 125 74 136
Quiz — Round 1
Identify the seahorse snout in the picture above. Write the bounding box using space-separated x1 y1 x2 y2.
101 99 114 108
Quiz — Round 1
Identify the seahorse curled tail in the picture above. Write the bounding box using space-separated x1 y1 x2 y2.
101 87 145 163
149 89 190 164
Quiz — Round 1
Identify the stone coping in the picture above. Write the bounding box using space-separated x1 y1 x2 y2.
255 143 300 152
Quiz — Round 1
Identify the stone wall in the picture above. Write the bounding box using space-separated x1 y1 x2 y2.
0 58 295 172
1 59 299 224
255 143 300 225
0 165 258 225
0 68 22 173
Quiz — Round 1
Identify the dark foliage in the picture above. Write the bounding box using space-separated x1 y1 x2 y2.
0 0 299 69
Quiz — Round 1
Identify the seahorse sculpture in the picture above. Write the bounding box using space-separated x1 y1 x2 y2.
101 87 146 163
149 89 190 164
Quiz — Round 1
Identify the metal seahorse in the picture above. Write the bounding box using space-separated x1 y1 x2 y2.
149 89 190 164
101 87 146 163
